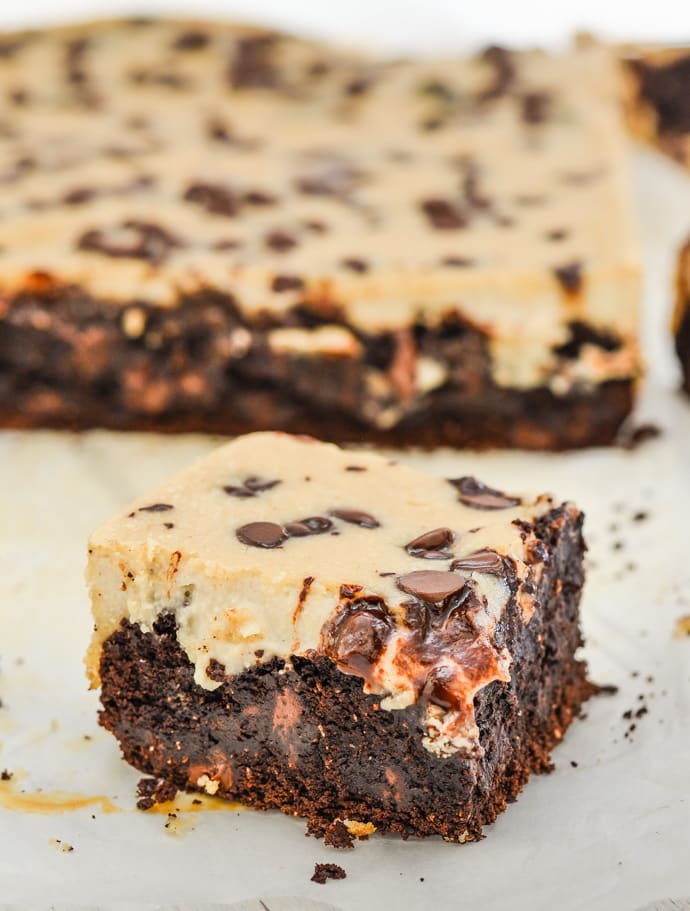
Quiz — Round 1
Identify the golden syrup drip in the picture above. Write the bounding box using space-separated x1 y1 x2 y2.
0 777 119 814
145 791 245 814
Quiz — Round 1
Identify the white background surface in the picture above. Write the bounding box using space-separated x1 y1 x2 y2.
1 4 690 909
0 0 689 51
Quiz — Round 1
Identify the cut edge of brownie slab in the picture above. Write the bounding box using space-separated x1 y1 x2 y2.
675 239 690 395
87 432 594 841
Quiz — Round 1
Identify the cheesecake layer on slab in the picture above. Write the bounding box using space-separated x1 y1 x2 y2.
0 20 640 447
87 431 593 840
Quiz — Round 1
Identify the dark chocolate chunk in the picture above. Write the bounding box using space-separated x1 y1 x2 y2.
271 274 304 292
449 477 521 510
228 34 279 90
138 503 174 513
420 198 466 230
173 31 210 51
405 527 455 560
285 516 333 537
345 465 366 471
77 220 182 265
265 230 297 252
163 522 174 530
521 91 551 124
451 549 504 574
553 261 583 294
397 570 467 603
341 257 369 273
244 477 280 493
184 182 238 217
236 521 286 548
330 508 380 528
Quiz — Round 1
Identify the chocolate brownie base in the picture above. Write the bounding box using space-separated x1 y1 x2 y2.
0 285 632 449
676 307 690 395
675 243 690 395
98 506 593 841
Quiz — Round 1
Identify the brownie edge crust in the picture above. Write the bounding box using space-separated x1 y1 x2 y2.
98 505 592 842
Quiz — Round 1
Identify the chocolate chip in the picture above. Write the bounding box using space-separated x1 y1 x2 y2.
546 228 568 242
330 508 380 528
521 91 551 124
63 187 96 205
553 261 583 294
420 198 466 230
405 527 455 560
271 274 304 292
184 182 238 217
236 521 286 548
223 477 281 497
449 477 521 510
285 516 333 536
441 256 474 267
173 31 210 51
341 257 369 273
451 549 504 574
77 220 183 265
228 34 279 90
138 503 174 513
244 190 277 206
265 230 297 252
294 159 362 197
345 465 366 472
163 522 174 530
397 570 467 603
478 45 516 101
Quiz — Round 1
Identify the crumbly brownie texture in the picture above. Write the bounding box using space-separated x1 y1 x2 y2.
0 20 640 447
88 432 592 840
674 239 690 394
622 46 690 170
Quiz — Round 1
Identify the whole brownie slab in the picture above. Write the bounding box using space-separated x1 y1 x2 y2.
87 431 592 840
0 20 640 447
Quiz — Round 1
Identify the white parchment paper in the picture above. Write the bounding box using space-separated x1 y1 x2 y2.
0 145 689 911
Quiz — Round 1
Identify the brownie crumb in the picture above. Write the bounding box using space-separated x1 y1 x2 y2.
323 818 355 849
136 776 177 810
311 862 346 884
570 760 578 768
619 423 662 450
1 769 13 781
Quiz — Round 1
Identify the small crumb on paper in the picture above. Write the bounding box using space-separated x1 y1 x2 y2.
311 862 346 884
49 838 74 853
674 615 690 638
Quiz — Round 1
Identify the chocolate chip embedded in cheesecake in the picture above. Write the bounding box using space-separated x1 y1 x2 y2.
87 431 593 841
